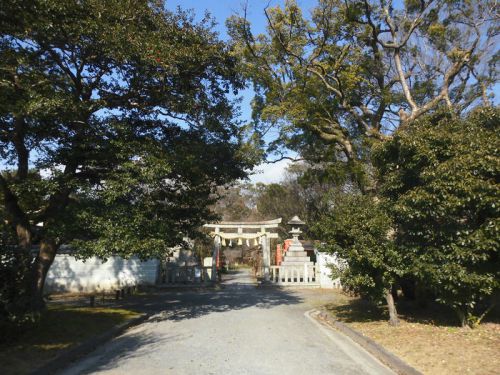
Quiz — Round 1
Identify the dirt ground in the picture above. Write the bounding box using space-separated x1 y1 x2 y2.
325 292 500 375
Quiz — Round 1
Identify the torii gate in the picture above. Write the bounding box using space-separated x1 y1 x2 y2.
203 218 282 281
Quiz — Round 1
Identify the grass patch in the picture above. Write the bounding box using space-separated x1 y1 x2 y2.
0 304 141 375
325 292 500 375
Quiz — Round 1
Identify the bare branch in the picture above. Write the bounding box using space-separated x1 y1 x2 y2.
266 154 304 164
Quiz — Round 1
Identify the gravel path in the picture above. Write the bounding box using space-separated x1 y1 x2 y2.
59 269 393 375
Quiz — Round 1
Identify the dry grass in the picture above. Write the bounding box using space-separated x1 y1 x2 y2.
325 292 500 375
0 304 140 375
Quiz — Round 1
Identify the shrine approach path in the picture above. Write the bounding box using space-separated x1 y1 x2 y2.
58 268 394 375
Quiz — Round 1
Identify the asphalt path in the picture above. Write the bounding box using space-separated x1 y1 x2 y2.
58 269 394 375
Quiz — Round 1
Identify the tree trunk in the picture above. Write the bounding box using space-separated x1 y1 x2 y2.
0 176 32 249
385 288 400 326
455 307 471 328
31 239 58 311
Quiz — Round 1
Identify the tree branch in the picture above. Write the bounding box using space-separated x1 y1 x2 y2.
265 154 304 164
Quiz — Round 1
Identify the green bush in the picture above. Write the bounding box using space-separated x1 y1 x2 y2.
0 244 37 342
375 107 500 327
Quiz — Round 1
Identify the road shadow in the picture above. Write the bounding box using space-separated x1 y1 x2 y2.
144 285 303 323
114 269 303 323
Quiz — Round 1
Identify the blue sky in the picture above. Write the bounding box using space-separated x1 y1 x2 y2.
165 0 318 40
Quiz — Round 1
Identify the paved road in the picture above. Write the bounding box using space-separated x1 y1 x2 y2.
59 269 394 375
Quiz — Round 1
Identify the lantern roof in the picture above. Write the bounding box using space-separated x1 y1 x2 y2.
288 215 305 225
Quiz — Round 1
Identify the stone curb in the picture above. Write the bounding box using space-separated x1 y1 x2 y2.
315 309 423 375
30 312 150 375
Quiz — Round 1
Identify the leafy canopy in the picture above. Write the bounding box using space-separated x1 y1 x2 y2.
0 0 252 257
228 0 497 188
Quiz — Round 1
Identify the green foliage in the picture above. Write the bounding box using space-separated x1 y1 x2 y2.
314 193 404 303
374 107 500 326
228 0 496 191
229 0 496 326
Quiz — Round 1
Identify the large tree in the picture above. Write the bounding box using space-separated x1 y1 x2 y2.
0 0 251 310
228 0 497 188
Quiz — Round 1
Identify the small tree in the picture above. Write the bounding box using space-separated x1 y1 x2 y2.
375 107 500 327
314 193 405 326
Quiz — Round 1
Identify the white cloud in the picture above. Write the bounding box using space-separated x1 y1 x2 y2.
248 159 291 184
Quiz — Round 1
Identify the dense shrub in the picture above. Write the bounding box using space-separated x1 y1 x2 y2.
0 238 37 341
375 107 500 327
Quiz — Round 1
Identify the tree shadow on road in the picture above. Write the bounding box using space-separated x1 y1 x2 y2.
145 286 304 323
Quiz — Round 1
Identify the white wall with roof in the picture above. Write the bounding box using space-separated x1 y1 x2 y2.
45 255 160 293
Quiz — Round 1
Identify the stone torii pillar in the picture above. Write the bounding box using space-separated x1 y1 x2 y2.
212 227 220 281
261 229 271 281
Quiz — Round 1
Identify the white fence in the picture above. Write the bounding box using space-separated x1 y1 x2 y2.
269 265 319 286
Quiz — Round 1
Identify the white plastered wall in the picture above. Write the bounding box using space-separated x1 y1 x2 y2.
45 255 159 293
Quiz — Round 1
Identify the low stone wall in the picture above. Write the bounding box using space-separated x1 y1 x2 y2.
45 255 160 293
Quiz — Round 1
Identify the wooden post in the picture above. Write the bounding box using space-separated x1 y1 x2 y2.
212 229 220 282
261 232 270 282
90 295 95 307
276 244 282 266
115 290 120 300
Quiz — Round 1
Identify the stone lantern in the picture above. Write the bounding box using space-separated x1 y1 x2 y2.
288 215 305 244
280 215 312 267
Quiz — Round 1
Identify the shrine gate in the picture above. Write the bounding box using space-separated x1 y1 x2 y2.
204 218 281 281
